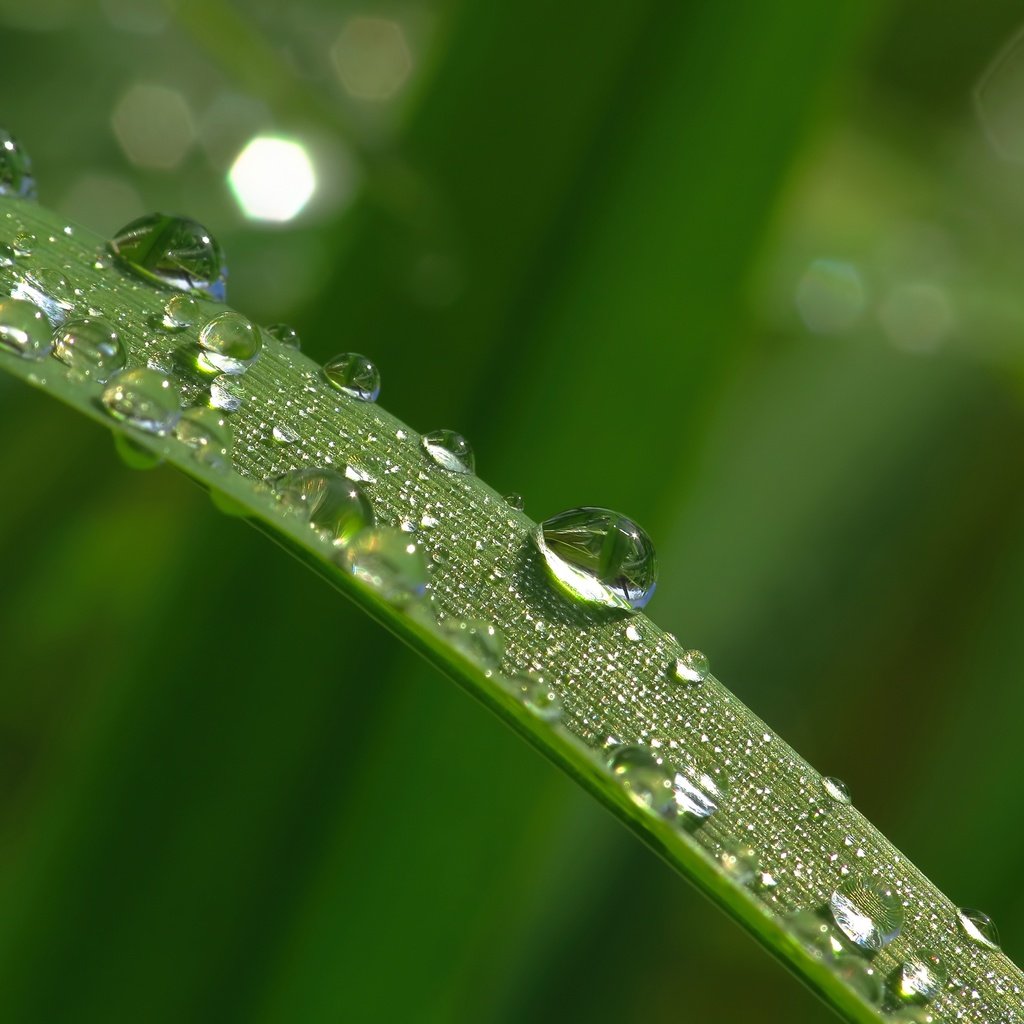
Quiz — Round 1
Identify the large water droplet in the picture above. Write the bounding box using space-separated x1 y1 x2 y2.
273 468 374 547
505 493 525 511
821 776 852 806
163 293 201 329
101 367 180 434
829 876 903 951
421 429 474 474
441 619 504 672
266 323 300 349
507 672 562 722
0 297 50 359
52 316 126 382
198 311 261 374
210 373 244 412
323 352 380 401
109 213 226 301
672 758 729 825
534 507 656 611
175 407 233 470
0 129 37 199
341 527 428 605
675 649 709 683
956 907 999 950
607 745 678 820
895 949 947 1004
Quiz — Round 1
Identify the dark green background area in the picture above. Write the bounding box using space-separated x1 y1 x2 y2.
3 1 1024 1020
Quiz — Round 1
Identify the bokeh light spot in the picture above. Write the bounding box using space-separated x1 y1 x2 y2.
111 83 194 171
228 136 317 222
878 283 952 354
330 17 412 101
976 28 1024 162
794 259 866 335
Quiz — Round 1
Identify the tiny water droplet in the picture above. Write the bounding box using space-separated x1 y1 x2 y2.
341 527 428 605
956 907 999 950
673 758 729 825
109 213 226 301
607 745 678 820
272 423 298 444
505 493 525 511
210 373 244 412
266 323 300 348
345 464 376 484
273 468 374 547
895 949 947 1004
101 367 180 434
0 297 51 359
829 875 903 951
175 407 233 469
441 619 504 672
831 956 883 1007
198 311 261 374
163 293 201 329
0 129 37 199
113 432 162 471
323 352 381 401
821 776 852 806
625 623 641 642
421 429 475 474
507 672 562 722
52 316 126 381
675 649 708 683
534 507 656 611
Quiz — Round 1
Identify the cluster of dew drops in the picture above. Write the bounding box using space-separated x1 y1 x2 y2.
0 131 1015 1022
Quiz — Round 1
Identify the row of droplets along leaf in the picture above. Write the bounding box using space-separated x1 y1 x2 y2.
2 130 1019 1022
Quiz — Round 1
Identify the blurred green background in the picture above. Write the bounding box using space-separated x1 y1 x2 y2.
3 0 1024 1021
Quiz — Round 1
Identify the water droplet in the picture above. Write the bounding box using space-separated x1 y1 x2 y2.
831 956 883 1007
109 213 226 301
12 231 35 256
829 876 903 951
718 840 760 886
441 619 504 672
0 129 37 199
888 1010 936 1024
505 493 525 511
788 910 849 960
534 507 656 611
821 776 852 806
421 429 475 474
675 649 708 683
507 672 562 722
0 243 14 267
624 623 641 642
266 323 300 348
198 311 261 374
345 464 376 484
52 316 126 382
895 949 947 1004
607 745 678 820
323 352 380 401
0 297 51 359
273 468 374 547
341 527 428 605
672 758 729 825
113 432 162 471
272 423 298 444
956 907 1000 950
163 293 201 329
101 367 180 434
210 373 244 412
175 407 233 469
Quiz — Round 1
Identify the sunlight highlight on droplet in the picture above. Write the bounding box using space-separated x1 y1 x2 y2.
228 136 317 223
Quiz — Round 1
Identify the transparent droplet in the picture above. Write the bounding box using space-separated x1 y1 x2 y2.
421 429 474 474
0 243 14 267
673 758 729 825
101 367 180 434
675 649 708 683
718 840 760 887
198 311 261 374
831 955 883 1007
821 776 852 806
272 423 298 444
12 231 35 256
956 907 1000 950
109 212 226 301
829 876 904 951
175 407 233 470
505 493 525 511
52 316 127 382
441 619 504 672
273 468 374 547
0 128 37 199
341 527 428 605
788 910 849 960
534 506 656 611
895 949 947 1004
887 1010 936 1024
323 352 380 401
508 672 562 722
266 322 301 348
113 433 162 471
210 373 244 412
0 297 51 359
163 293 201 329
607 745 677 820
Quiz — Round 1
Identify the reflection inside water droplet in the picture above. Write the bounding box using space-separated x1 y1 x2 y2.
421 429 474 474
829 876 903 951
101 367 180 434
52 316 126 381
341 527 428 605
272 468 374 547
956 907 999 950
0 297 51 359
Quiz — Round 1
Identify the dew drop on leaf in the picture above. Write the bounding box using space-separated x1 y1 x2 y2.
830 955 883 1007
829 875 903 951
52 316 126 381
163 293 202 329
272 468 374 547
607 744 678 820
265 322 300 348
895 949 947 1004
821 776 852 806
210 373 244 412
101 367 180 435
341 527 428 605
0 128 37 199
675 649 708 683
505 492 525 511
421 429 474 474
0 297 51 358
507 672 562 722
672 757 729 825
323 352 380 401
113 432 162 471
198 311 261 374
175 407 233 470
956 907 999 950
440 619 504 672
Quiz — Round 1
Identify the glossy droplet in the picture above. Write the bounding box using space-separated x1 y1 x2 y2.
210 373 243 412
163 293 201 329
956 907 999 950
788 910 848 960
888 1010 936 1024
198 311 261 374
675 649 708 683
895 949 947 1004
101 367 180 434
441 619 504 672
0 297 51 359
831 956 883 1008
323 352 380 401
273 469 374 547
0 243 14 266
829 876 903 951
113 433 162 471
505 493 525 511
52 316 127 381
175 407 233 469
508 672 562 722
673 758 729 825
266 323 300 349
534 506 656 611
421 429 474 474
607 745 677 820
341 527 428 605
822 776 852 805
13 231 35 256
717 840 760 887
109 213 226 301
0 128 37 199
272 423 298 444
